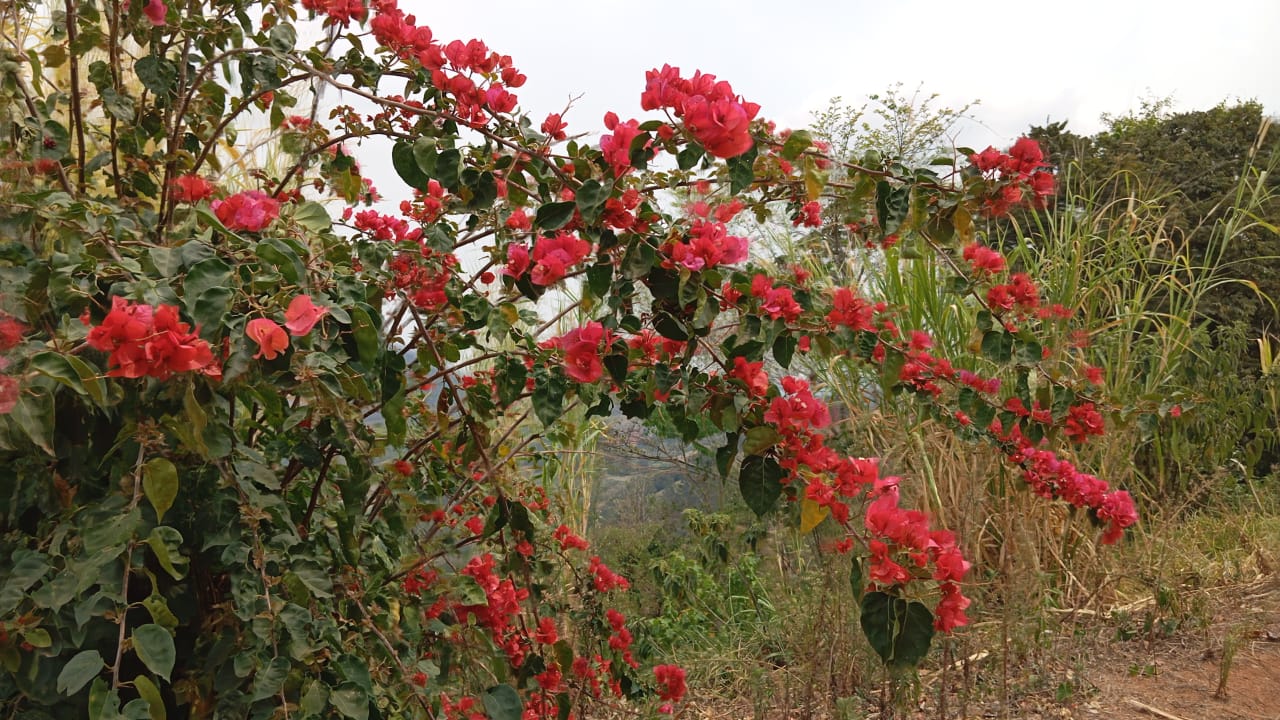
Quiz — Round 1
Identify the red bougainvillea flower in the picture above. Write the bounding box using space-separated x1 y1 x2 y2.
86 297 214 379
503 243 530 279
0 376 19 415
653 665 687 703
143 0 167 25
0 315 26 351
666 220 748 272
284 295 328 336
730 356 769 398
541 113 567 141
212 190 280 232
599 112 648 178
552 321 608 383
170 175 215 203
246 318 289 360
640 65 759 158
513 233 591 286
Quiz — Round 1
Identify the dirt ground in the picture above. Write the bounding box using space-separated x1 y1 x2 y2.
924 576 1280 720
1073 576 1280 720
678 576 1280 720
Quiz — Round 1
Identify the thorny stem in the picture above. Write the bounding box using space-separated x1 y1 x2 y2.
111 444 147 689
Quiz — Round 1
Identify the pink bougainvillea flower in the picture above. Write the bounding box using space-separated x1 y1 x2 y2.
0 315 27 351
143 0 167 26
284 295 328 336
503 243 530 279
246 318 289 360
170 175 214 203
0 375 19 415
212 190 280 232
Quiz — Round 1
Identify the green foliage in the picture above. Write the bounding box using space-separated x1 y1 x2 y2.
858 592 935 670
0 3 1132 717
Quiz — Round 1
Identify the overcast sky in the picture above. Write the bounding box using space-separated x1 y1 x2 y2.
412 0 1279 149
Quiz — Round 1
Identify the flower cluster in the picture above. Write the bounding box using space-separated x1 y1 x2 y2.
641 64 760 158
212 190 280 232
864 481 972 632
1006 440 1138 543
170 175 215 203
600 112 649 178
387 250 456 310
743 372 973 632
969 138 1056 215
548 321 610 383
0 313 27 414
86 298 216 379
245 295 329 360
300 0 367 26
663 219 749 272
505 232 592 286
366 0 525 125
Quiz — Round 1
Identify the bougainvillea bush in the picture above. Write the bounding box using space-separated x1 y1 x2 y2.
0 1 1136 718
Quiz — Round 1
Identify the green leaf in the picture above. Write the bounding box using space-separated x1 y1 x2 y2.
849 556 865 604
780 129 813 160
251 656 291 701
30 351 87 396
1014 338 1043 365
715 434 738 478
183 257 232 305
859 591 935 670
980 330 1013 363
532 370 566 428
9 386 54 454
142 458 178 523
393 141 430 191
875 182 910 234
772 334 797 369
347 305 380 364
575 179 609 222
495 357 527 407
299 681 328 717
146 526 187 580
292 201 332 233
131 624 176 681
290 563 333 599
133 675 166 720
433 148 462 189
482 684 522 720
22 627 51 647
742 426 779 455
535 201 576 231
190 286 234 334
411 137 438 176
676 144 704 170
255 238 307 284
586 262 612 300
88 677 120 720
134 55 177 97
738 455 784 517
330 683 369 720
336 654 372 693
726 144 758 195
268 23 297 52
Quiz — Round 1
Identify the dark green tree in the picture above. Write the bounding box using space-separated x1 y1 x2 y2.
1026 100 1280 336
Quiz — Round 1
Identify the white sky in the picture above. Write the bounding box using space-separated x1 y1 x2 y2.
410 0 1279 149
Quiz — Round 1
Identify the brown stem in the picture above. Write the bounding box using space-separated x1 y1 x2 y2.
189 74 311 176
298 446 337 537
63 0 85 192
110 445 147 689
